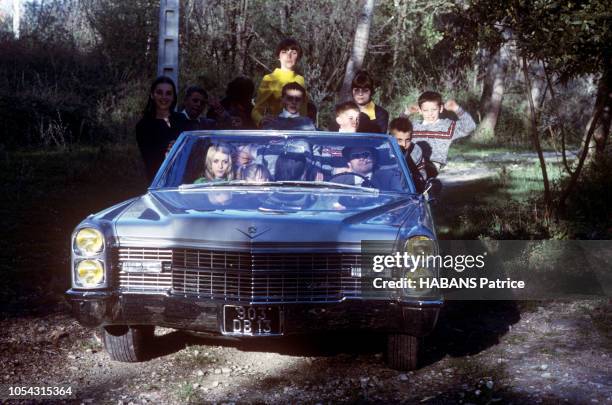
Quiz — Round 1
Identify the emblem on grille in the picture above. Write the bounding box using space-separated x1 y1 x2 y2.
236 226 271 239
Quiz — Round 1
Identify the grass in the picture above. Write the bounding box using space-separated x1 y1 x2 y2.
435 144 571 239
443 357 510 404
173 346 219 369
175 381 198 403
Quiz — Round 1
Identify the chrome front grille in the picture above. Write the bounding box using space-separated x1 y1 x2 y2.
117 247 361 303
117 248 173 292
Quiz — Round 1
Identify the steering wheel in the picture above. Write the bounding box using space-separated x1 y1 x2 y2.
328 172 373 188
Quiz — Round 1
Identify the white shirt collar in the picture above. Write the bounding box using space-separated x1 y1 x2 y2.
279 109 300 118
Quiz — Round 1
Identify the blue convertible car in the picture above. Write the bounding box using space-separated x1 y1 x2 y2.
66 131 442 370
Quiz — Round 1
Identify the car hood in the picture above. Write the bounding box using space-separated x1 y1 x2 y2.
108 188 430 247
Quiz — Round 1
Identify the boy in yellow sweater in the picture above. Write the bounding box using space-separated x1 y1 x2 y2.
252 38 307 127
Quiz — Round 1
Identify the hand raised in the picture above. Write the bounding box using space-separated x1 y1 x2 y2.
404 104 420 115
444 99 459 112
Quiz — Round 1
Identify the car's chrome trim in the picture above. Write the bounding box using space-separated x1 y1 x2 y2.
116 239 363 253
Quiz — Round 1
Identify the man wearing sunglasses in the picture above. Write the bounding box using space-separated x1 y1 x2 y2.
331 146 402 191
262 82 316 131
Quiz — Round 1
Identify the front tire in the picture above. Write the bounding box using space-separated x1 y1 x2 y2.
102 325 154 362
386 334 419 370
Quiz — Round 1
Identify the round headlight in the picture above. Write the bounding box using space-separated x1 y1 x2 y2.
74 228 104 256
403 236 436 295
404 236 435 256
76 260 104 287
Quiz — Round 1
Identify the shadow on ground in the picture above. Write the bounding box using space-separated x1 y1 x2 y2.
134 300 521 369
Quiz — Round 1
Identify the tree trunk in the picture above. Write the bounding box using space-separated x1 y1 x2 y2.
530 60 547 110
522 56 552 212
12 0 21 39
591 57 612 158
388 0 407 97
474 40 511 142
559 90 605 210
234 0 249 75
339 0 375 101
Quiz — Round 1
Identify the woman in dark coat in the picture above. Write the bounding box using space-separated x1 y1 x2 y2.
136 76 188 182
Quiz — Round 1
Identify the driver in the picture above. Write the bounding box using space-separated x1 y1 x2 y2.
334 146 403 191
338 147 377 186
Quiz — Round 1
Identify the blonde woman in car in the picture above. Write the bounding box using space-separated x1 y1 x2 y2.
195 143 235 183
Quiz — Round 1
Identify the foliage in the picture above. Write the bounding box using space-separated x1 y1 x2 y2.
554 152 612 238
180 0 361 105
0 0 159 149
83 0 159 78
446 0 612 80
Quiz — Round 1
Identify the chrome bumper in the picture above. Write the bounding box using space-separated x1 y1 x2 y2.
66 290 442 337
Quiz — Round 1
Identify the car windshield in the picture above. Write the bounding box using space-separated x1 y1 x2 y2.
157 132 413 193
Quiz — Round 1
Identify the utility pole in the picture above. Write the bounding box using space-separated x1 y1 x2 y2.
157 0 180 91
12 0 20 39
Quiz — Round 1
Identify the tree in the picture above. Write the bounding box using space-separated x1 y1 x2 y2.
449 0 612 210
84 0 159 78
339 0 375 101
474 29 512 142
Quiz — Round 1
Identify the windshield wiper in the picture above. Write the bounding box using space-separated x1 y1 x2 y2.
266 180 379 193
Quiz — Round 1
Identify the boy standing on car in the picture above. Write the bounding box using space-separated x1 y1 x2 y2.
262 82 316 131
334 101 361 133
328 71 389 133
405 91 476 176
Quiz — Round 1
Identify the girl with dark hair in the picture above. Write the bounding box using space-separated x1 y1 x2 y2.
136 76 188 182
274 153 307 181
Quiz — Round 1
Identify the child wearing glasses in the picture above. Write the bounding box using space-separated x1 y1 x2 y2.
329 70 389 133
261 82 316 131
350 70 389 133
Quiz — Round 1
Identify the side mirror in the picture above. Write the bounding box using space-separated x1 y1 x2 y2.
423 178 441 204
423 179 434 195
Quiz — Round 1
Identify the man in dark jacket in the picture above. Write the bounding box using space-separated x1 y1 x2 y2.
332 146 403 191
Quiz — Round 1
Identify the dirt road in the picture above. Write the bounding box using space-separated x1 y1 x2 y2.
1 300 610 404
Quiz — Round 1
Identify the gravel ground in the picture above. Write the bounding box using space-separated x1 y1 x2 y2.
1 300 610 404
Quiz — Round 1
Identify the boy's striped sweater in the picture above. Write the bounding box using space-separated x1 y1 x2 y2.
412 107 476 165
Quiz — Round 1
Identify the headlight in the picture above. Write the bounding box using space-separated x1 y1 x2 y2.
75 260 105 287
404 236 435 257
403 236 436 294
74 228 104 256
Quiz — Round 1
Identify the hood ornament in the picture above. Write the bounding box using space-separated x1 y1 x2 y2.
236 226 271 240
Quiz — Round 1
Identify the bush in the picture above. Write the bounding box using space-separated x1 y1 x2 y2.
0 37 148 149
556 154 612 238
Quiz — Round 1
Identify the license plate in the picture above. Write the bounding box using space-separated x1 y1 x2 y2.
223 305 282 336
